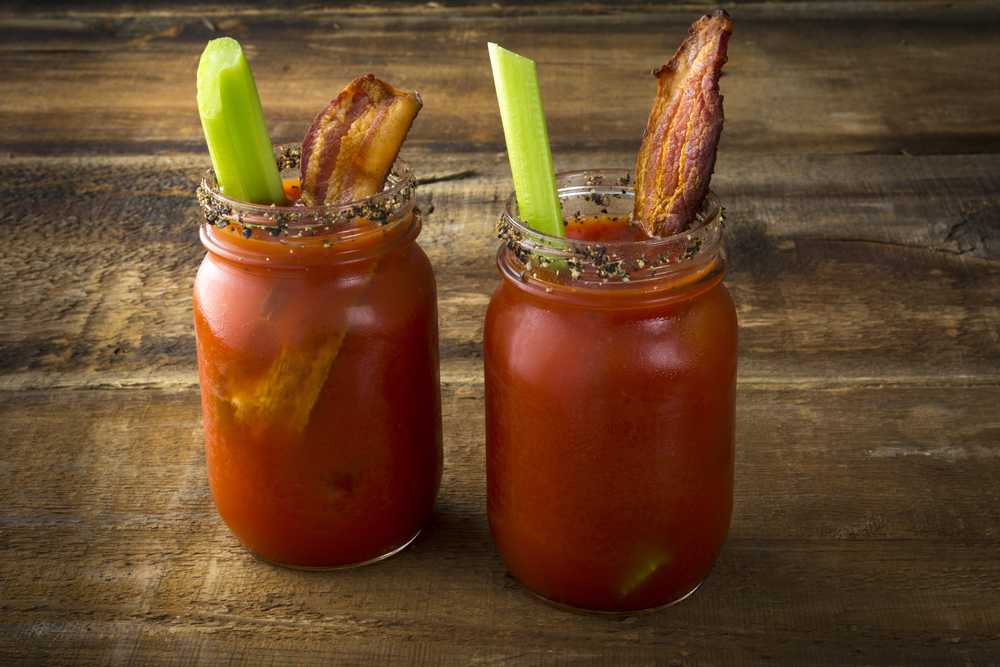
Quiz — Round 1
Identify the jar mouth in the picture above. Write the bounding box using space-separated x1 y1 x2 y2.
498 168 723 285
197 143 416 246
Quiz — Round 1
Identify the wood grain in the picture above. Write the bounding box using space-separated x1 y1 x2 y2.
0 2 998 665
0 4 998 157
1 384 997 664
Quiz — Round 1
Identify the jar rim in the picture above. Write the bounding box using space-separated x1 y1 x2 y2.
498 168 724 286
197 142 416 242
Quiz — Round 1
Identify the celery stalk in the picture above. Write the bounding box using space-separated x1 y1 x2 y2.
621 553 671 597
488 43 564 238
197 37 287 206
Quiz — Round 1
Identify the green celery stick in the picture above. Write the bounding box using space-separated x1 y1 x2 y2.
197 37 287 206
488 43 564 238
621 553 671 597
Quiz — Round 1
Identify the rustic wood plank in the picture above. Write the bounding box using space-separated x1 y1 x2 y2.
0 385 997 665
0 4 998 156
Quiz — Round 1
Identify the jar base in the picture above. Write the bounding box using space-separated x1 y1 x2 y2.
246 530 421 571
522 579 703 616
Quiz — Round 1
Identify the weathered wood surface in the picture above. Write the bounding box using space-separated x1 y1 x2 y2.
2 1 998 157
1 2 999 665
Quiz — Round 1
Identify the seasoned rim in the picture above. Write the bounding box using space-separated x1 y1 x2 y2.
497 168 724 286
197 143 416 243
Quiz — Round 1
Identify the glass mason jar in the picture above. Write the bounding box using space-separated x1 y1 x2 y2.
194 144 442 569
484 169 737 614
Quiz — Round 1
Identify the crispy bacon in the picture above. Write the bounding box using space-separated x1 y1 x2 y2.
634 10 732 237
300 75 422 206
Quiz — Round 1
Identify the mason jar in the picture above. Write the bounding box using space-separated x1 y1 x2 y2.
484 169 737 613
194 144 442 569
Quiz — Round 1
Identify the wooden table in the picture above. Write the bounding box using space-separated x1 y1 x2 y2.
2 1 998 664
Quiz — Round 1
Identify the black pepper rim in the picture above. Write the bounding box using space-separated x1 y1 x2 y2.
497 169 724 285
197 143 416 240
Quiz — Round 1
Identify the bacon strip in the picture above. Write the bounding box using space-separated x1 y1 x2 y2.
300 75 422 206
634 10 732 237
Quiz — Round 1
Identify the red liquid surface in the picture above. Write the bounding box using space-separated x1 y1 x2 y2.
485 216 737 612
563 215 658 242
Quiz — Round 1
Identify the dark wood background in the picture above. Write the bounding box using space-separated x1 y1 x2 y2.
1 1 998 664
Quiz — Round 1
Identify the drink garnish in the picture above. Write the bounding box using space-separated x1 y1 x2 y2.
197 37 288 206
633 10 732 237
620 552 672 597
231 330 347 433
299 74 422 206
488 43 564 238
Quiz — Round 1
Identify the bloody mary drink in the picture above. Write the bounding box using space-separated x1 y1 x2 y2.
194 147 442 568
485 169 737 613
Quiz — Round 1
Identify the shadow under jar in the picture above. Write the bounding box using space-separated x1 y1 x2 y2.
194 145 442 569
484 169 737 614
